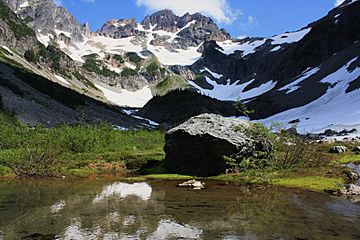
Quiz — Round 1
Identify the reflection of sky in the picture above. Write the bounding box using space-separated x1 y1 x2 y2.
93 182 152 203
326 199 360 220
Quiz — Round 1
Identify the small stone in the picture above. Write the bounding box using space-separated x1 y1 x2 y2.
177 180 205 190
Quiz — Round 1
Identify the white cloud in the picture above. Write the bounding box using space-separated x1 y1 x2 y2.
136 0 239 24
334 0 345 6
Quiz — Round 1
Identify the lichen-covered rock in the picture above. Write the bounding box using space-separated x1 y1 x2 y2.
164 114 272 176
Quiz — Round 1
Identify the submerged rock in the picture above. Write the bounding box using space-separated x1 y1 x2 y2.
177 180 205 190
329 146 347 154
164 114 272 176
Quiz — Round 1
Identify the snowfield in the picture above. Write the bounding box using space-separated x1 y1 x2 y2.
261 57 360 133
95 83 153 108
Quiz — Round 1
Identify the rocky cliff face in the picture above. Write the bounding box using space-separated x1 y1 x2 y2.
0 0 37 54
98 19 145 39
3 0 84 41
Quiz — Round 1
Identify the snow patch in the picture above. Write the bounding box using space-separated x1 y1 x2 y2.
217 39 267 56
19 1 29 8
201 67 223 79
270 28 311 45
95 83 152 108
37 33 53 47
279 67 320 94
54 74 70 86
189 77 276 101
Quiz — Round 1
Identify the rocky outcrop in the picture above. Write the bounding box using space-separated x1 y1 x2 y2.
164 114 272 176
352 146 360 153
4 0 84 41
0 1 38 54
98 19 145 39
329 146 347 154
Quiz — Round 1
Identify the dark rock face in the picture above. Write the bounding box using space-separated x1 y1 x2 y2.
164 114 272 176
138 90 239 124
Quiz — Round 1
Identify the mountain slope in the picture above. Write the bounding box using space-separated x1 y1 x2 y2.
1 0 360 133
187 0 360 132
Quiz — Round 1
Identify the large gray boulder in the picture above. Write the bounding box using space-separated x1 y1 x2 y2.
164 114 272 176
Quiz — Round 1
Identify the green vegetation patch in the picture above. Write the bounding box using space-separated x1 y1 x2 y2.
273 176 344 192
121 67 138 77
126 52 142 64
0 113 165 177
155 75 191 96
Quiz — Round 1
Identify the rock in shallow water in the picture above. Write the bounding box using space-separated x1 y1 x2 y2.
177 180 205 190
338 184 360 195
164 114 272 177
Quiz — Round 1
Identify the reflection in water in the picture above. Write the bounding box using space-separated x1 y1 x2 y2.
93 182 152 203
148 220 202 240
0 179 359 239
50 200 66 213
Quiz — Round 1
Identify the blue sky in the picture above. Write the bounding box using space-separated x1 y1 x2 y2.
60 0 339 38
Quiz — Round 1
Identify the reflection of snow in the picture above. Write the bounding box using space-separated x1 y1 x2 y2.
50 200 66 213
148 220 203 240
63 218 101 240
93 182 152 203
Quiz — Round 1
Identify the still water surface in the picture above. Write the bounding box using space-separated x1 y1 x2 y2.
0 179 359 239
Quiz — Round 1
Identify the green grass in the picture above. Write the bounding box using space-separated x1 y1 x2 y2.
126 174 194 182
333 153 360 164
0 112 165 177
272 176 344 192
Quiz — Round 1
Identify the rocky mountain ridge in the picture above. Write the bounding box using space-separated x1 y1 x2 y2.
0 0 360 133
